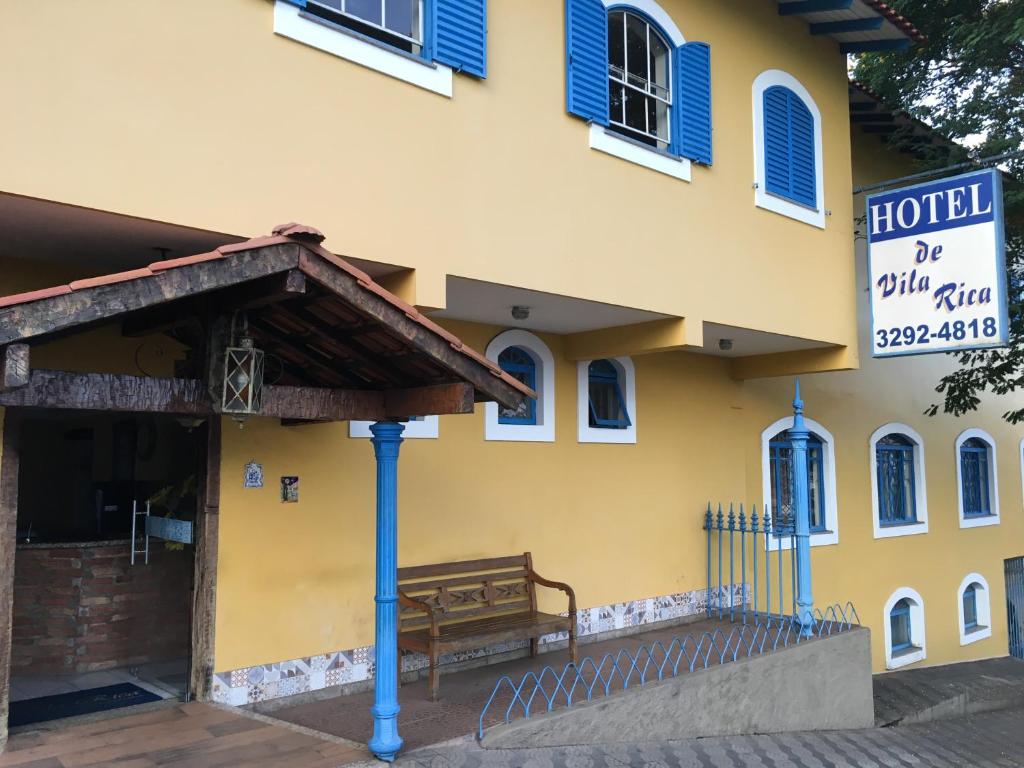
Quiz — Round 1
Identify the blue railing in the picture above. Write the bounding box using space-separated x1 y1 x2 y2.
477 603 859 739
705 502 800 623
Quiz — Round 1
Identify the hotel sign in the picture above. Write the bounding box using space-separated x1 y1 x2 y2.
866 168 1007 357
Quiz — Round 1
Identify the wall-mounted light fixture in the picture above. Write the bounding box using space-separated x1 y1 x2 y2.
222 319 265 426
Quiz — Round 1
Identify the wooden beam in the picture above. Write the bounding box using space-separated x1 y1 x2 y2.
0 370 212 414
0 412 20 752
297 253 528 412
841 39 912 54
190 418 220 701
0 244 301 346
778 0 852 15
0 345 29 392
563 318 698 361
810 17 883 34
0 370 476 421
383 382 473 420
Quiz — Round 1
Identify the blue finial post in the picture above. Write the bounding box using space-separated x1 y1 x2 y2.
787 380 815 637
368 421 406 761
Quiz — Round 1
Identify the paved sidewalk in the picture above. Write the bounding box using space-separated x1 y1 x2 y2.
391 705 1024 767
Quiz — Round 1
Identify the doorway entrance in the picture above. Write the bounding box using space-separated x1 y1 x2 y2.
1005 556 1024 659
7 410 203 729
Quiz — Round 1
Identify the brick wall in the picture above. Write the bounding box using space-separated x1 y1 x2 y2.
11 542 192 675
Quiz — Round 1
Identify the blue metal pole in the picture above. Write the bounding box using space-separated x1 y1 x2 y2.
728 505 735 623
763 506 771 618
751 508 759 619
739 506 747 625
369 421 406 762
716 505 723 620
788 381 815 637
705 504 712 619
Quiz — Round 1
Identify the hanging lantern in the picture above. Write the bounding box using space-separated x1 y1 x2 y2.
222 336 265 423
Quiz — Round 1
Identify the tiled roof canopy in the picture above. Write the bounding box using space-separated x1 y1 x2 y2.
0 224 533 411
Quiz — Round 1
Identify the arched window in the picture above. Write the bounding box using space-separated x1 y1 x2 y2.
883 587 926 669
876 434 916 525
762 85 816 209
565 0 713 180
752 70 824 228
607 10 672 150
497 347 537 425
890 598 913 652
577 356 636 444
870 424 928 539
957 573 992 645
961 438 992 516
768 430 826 533
955 428 1000 527
588 360 631 429
484 330 555 442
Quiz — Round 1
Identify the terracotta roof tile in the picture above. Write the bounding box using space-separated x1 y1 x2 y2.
0 285 72 309
863 1 926 43
148 250 224 272
68 268 155 291
0 223 535 402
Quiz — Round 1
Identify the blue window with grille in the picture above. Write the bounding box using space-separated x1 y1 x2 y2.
566 0 713 165
963 584 979 630
762 85 816 209
890 598 913 652
876 434 916 526
588 360 631 429
960 438 992 517
768 432 826 534
285 0 487 77
497 347 537 425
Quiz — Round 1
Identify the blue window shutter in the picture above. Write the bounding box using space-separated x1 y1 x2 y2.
763 86 817 208
565 0 608 125
433 0 487 78
673 41 712 165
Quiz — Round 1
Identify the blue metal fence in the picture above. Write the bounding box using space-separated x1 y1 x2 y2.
476 603 859 739
705 502 799 623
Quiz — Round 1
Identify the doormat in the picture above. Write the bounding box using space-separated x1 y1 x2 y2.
8 683 163 728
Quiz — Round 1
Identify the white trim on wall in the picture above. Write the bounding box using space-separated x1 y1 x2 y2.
751 69 826 229
577 357 637 444
349 416 439 439
759 416 839 548
956 572 993 645
273 1 453 98
869 423 929 540
484 330 555 443
883 587 926 670
955 428 1001 529
588 126 692 182
599 0 686 46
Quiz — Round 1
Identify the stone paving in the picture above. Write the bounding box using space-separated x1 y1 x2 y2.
387 705 1024 767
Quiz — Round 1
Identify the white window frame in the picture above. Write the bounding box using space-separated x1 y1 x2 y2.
577 356 636 444
759 416 839 548
349 416 438 439
956 572 992 645
869 423 928 540
587 0 691 183
751 70 825 229
273 1 453 98
883 587 926 670
484 330 555 443
955 428 1000 528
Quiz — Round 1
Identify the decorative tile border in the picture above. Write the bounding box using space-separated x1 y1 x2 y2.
211 585 745 706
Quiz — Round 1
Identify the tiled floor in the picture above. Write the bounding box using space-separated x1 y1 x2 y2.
0 701 368 768
9 659 188 704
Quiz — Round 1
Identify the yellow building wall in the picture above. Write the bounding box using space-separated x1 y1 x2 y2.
0 0 857 349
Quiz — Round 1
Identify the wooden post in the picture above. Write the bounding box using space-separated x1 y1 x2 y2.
0 346 29 392
0 411 20 752
190 417 221 700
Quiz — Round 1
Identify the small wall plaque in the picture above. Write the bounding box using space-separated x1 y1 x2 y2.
244 461 264 489
280 476 299 503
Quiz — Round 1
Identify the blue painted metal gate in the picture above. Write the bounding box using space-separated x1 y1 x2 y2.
1004 556 1024 659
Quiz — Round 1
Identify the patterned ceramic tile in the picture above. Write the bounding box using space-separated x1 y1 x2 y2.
210 585 735 705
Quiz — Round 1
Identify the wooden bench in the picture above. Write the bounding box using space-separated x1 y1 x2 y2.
397 552 577 700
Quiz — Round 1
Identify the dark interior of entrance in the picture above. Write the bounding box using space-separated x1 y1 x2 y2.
8 411 201 728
